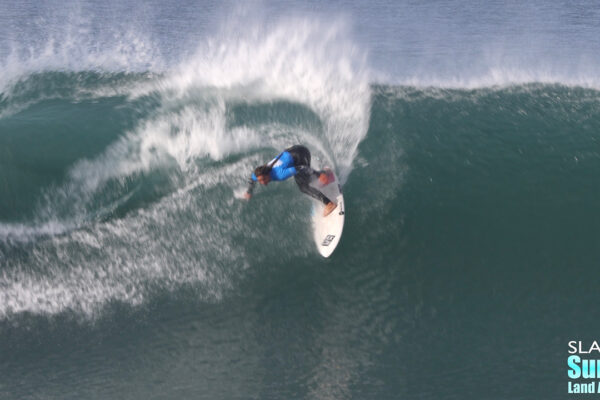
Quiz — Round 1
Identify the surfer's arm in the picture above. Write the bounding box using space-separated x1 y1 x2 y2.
245 173 258 198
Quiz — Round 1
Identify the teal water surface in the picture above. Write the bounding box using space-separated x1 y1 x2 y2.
2 1 600 399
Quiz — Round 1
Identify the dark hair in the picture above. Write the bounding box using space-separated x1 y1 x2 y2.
254 165 272 177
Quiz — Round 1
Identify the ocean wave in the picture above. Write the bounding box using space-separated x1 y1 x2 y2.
0 17 371 319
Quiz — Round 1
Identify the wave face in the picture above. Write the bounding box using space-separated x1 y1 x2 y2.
2 2 600 399
0 18 371 318
4 76 600 397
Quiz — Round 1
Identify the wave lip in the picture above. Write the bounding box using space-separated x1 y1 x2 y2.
385 65 600 90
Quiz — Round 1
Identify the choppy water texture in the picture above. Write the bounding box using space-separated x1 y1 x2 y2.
1 1 600 399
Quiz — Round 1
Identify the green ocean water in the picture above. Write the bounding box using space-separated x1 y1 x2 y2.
3 1 600 398
1 69 600 398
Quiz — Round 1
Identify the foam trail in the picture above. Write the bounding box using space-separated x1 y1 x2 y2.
0 16 372 318
0 185 241 318
2 16 371 238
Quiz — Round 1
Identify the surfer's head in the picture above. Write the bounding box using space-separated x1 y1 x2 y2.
254 165 272 185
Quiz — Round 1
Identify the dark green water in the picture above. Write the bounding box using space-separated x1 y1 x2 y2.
1 68 600 398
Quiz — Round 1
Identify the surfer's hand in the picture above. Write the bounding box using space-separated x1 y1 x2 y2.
244 192 252 200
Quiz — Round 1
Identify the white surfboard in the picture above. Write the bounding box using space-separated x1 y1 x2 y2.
311 168 345 257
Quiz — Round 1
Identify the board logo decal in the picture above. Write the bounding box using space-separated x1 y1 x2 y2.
322 235 335 246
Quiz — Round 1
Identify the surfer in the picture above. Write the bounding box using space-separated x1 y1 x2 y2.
244 145 337 216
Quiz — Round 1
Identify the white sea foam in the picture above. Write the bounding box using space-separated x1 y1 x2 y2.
0 188 237 318
163 17 372 180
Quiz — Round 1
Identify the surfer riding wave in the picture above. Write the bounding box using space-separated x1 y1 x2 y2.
245 145 338 217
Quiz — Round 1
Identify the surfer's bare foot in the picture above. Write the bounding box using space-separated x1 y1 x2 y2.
319 173 329 185
323 201 337 217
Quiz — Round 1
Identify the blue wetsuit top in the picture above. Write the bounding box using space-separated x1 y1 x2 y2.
250 151 298 182
246 145 331 205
